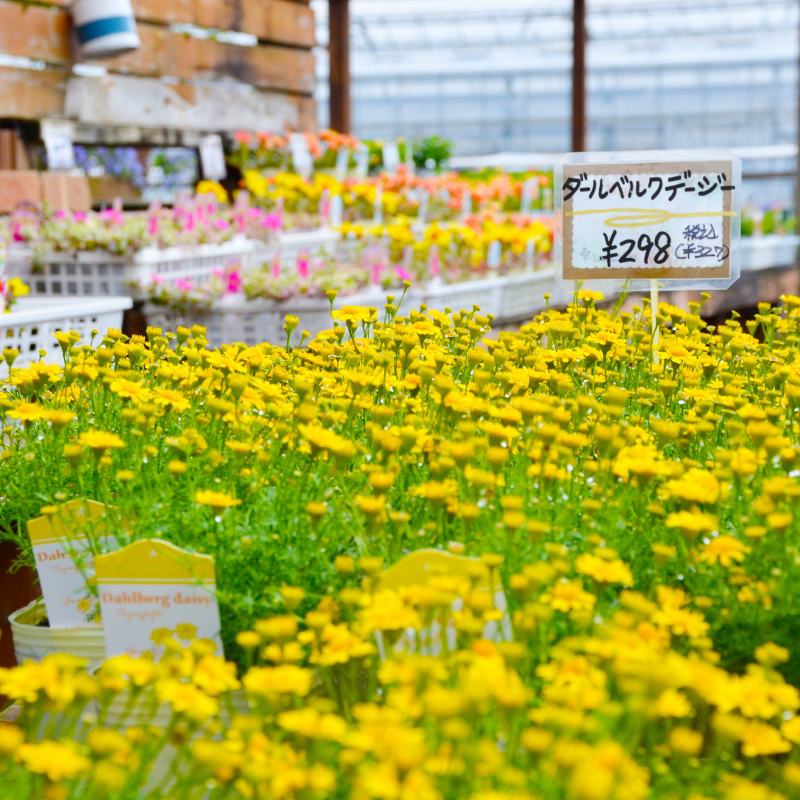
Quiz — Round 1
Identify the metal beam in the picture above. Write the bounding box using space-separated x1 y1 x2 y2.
329 0 351 133
572 0 586 152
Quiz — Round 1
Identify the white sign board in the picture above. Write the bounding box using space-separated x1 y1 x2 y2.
27 500 120 629
556 149 741 291
290 133 313 178
199 134 227 181
96 539 223 659
382 141 401 174
42 120 75 171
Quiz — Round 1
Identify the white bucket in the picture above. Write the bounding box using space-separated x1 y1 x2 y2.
9 599 106 666
71 0 140 59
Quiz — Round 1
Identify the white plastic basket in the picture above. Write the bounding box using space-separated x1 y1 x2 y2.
422 275 506 318
0 296 133 374
741 235 800 273
499 268 571 320
254 228 343 272
9 238 256 297
144 289 390 349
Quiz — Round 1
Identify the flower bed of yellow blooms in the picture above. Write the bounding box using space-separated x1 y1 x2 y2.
2 290 800 799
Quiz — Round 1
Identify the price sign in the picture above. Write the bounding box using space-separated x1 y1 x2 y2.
289 133 313 178
382 141 401 174
199 134 227 181
556 150 741 290
42 120 75 171
95 539 223 659
334 147 350 181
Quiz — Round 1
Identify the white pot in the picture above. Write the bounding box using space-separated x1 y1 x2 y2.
71 0 140 59
9 599 106 666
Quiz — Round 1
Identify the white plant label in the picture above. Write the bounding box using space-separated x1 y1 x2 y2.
27 500 119 629
557 151 741 287
200 134 227 181
95 539 223 659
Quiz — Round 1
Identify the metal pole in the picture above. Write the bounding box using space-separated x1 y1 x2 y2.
572 0 587 152
795 0 800 254
329 0 351 134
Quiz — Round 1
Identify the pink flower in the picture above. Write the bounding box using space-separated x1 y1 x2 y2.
12 224 26 242
212 268 225 278
234 131 252 145
148 216 159 236
262 213 282 232
247 208 261 218
395 266 412 281
297 252 310 279
271 257 281 278
100 209 122 225
55 209 68 221
175 279 194 291
214 219 232 231
151 274 166 284
429 246 441 278
226 270 242 293
185 214 196 232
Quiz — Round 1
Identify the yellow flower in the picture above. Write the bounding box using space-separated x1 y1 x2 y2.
574 554 633 586
697 536 750 567
654 688 693 718
7 277 30 297
156 678 220 723
740 720 791 757
309 623 375 666
332 305 373 325
192 655 241 696
16 740 92 781
243 665 313 698
546 579 596 613
78 430 125 454
195 489 242 510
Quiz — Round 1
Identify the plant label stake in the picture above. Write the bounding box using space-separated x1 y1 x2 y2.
95 539 223 659
555 149 742 361
27 500 121 629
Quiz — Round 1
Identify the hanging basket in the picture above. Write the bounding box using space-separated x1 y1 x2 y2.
72 0 141 59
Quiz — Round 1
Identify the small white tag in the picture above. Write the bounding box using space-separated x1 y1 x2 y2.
334 147 350 181
96 539 223 659
27 500 120 629
382 141 401 174
200 134 227 181
290 133 314 178
43 121 75 171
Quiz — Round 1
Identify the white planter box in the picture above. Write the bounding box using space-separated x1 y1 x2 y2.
8 238 257 298
253 228 343 271
143 271 565 349
0 296 132 375
144 287 392 349
741 235 800 272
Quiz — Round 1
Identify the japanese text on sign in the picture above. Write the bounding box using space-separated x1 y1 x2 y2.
560 160 737 281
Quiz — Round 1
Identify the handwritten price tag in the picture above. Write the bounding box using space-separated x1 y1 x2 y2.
95 539 223 659
27 500 120 629
556 151 741 289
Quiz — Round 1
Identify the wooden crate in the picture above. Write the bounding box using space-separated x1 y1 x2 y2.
0 0 316 132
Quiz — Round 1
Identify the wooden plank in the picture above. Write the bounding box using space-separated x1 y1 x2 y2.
131 0 316 48
65 73 303 132
0 4 315 94
105 23 316 94
5 0 315 47
0 66 65 119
